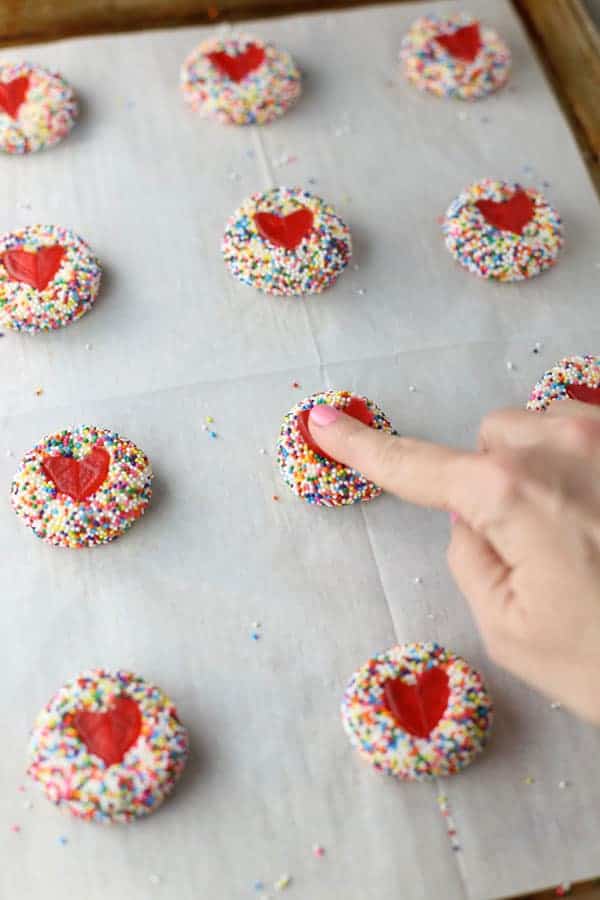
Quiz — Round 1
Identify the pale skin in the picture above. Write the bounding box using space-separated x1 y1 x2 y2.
308 399 600 724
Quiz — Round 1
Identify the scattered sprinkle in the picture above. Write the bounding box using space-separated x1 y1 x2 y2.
23 800 33 810
558 780 569 790
292 381 301 389
58 835 68 846
523 776 535 785
437 793 461 852
313 844 325 858
85 343 92 351
408 385 416 392
35 387 44 397
413 576 423 585
17 785 26 793
149 874 161 885
275 875 291 891
550 701 562 710
10 824 21 833
354 288 366 296
205 416 214 424
259 448 267 455
506 361 515 371
251 632 260 641
254 882 265 892
272 495 279 502
209 431 218 439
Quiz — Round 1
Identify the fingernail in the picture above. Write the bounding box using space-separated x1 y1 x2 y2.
449 511 459 525
309 405 339 427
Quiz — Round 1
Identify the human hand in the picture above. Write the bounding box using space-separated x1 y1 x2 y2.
308 400 600 723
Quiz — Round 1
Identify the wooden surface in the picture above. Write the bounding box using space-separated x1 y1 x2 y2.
0 2 599 900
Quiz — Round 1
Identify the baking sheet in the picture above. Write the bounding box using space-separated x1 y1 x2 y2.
1 2 600 898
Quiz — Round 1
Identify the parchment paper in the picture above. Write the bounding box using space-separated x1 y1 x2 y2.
1 3 600 898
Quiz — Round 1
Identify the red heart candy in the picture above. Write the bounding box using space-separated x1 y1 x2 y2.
72 696 142 767
3 245 65 291
206 44 266 82
254 208 314 251
475 190 535 235
297 397 374 462
566 383 600 405
382 666 450 739
435 23 482 63
0 75 30 119
42 447 110 501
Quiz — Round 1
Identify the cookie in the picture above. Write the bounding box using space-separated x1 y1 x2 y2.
0 61 78 154
180 37 301 125
0 225 101 333
400 14 510 101
223 187 351 296
11 425 152 549
28 669 189 824
276 390 393 506
341 642 493 781
443 179 563 282
527 355 600 411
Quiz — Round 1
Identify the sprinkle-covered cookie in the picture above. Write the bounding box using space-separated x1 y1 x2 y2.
443 179 563 282
527 355 600 411
11 425 152 549
400 14 510 101
0 225 101 333
0 62 78 154
276 390 393 506
28 669 189 824
223 187 351 296
180 37 301 125
341 642 493 781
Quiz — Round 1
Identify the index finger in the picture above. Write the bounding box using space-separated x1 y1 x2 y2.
307 405 471 510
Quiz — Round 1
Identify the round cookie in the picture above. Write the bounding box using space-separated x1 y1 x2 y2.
0 225 101 333
443 179 563 282
223 187 351 296
28 669 189 824
341 642 493 781
11 425 152 549
276 390 393 506
400 13 510 101
180 37 301 126
527 355 600 411
0 61 78 154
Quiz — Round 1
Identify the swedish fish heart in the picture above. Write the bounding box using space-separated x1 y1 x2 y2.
206 44 266 82
3 245 65 290
435 23 482 63
475 189 535 235
72 696 142 767
42 447 110 501
382 667 450 739
0 75 30 119
254 208 314 250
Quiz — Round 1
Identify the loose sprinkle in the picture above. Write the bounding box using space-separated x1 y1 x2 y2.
523 776 535 785
275 875 291 891
437 793 461 852
313 845 325 858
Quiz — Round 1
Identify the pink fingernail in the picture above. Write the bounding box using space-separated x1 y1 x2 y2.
450 512 459 524
309 405 339 427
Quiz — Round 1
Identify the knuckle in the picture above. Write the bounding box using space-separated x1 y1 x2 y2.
480 455 522 509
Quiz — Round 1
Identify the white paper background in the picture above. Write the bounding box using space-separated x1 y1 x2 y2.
1 2 600 898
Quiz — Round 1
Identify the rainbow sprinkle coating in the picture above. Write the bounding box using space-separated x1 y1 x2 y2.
180 37 301 126
0 62 78 154
11 425 152 549
400 14 510 101
0 225 101 333
527 356 600 411
223 187 351 296
341 643 493 781
443 179 563 282
276 390 392 507
28 669 189 824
